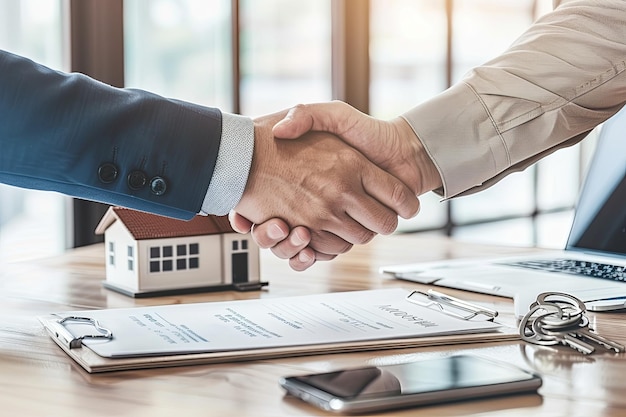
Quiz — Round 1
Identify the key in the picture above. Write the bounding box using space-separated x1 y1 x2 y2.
569 325 626 353
558 332 596 355
531 319 596 355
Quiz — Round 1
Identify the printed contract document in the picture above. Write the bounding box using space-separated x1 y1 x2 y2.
48 289 502 359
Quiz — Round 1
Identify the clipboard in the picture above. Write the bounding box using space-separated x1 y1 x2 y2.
39 288 519 373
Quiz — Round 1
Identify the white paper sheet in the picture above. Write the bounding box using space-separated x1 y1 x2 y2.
58 289 500 358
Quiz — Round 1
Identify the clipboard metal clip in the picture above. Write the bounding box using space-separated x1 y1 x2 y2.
406 290 498 321
49 316 113 349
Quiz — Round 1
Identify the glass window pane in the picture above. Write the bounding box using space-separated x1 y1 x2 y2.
536 211 574 249
370 0 448 231
452 0 535 82
452 217 536 247
240 0 331 115
163 259 173 271
0 0 64 68
370 0 448 119
533 0 555 20
450 1 538 227
0 0 66 262
452 170 535 224
396 193 448 233
124 0 233 110
536 144 580 211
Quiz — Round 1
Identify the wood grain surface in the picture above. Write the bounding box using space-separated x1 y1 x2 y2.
2 233 625 416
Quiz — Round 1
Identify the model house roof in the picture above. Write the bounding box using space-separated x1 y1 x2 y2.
95 207 235 240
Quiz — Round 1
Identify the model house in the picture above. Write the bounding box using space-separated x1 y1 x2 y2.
95 207 264 297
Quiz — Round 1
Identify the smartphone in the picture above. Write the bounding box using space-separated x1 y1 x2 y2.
279 354 542 414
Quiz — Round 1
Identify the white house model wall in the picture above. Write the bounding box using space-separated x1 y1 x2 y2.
98 208 262 297
136 234 223 292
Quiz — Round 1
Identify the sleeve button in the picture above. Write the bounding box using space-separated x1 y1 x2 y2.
150 176 168 196
127 170 147 190
97 163 118 184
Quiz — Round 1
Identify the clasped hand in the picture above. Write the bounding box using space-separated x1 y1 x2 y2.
232 102 442 271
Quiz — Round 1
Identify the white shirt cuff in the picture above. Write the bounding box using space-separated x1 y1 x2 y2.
200 112 254 215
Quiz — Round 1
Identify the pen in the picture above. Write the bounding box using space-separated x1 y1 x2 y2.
427 289 499 318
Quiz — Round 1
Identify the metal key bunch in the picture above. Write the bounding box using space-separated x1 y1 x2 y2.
519 292 625 355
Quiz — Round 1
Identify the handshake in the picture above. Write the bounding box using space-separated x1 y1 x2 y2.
229 101 443 271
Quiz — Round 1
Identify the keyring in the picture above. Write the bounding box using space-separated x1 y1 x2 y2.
519 304 563 345
529 291 585 328
532 291 586 313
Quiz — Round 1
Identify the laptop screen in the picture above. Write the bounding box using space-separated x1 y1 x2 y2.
566 108 626 257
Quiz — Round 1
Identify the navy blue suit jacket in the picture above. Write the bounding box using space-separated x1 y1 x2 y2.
0 50 222 220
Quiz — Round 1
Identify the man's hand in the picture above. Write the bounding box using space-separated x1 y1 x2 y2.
229 212 318 271
233 111 420 261
273 101 442 196
230 102 443 271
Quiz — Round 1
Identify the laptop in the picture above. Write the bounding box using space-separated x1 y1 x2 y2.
381 106 626 312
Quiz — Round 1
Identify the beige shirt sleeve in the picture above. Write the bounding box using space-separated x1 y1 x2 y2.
402 0 626 199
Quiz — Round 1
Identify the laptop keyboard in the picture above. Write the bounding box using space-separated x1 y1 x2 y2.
504 259 626 281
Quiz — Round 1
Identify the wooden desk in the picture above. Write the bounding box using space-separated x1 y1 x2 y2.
1 233 625 416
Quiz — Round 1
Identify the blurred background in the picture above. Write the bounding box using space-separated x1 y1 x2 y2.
0 0 599 262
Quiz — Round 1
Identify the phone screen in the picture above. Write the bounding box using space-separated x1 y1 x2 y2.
280 355 542 413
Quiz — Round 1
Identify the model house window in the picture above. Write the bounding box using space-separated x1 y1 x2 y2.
149 246 160 272
149 243 199 273
189 257 199 269
163 258 173 271
231 239 249 251
232 239 248 252
188 243 199 270
127 245 134 271
162 245 173 271
109 242 115 266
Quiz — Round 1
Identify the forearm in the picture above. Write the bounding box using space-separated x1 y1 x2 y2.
0 50 252 219
403 0 626 199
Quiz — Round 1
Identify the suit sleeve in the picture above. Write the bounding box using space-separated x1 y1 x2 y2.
402 0 626 199
0 50 250 220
